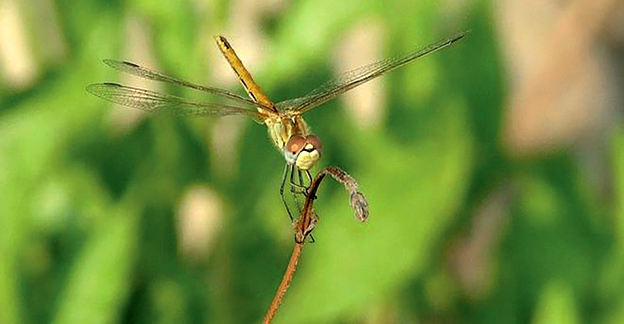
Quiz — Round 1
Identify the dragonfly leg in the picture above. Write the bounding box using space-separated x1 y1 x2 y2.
298 169 305 188
279 164 294 221
289 166 308 194
304 170 317 200
283 165 304 220
300 169 316 243
298 169 312 197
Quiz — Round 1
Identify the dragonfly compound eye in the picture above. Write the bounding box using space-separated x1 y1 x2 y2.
305 135 322 154
284 135 306 165
286 135 306 154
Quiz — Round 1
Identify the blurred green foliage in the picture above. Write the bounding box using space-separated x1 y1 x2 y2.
0 0 622 323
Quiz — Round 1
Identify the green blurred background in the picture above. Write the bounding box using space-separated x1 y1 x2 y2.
1 0 623 323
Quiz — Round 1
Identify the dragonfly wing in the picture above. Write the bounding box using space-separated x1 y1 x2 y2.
102 59 274 113
276 31 468 113
86 82 266 120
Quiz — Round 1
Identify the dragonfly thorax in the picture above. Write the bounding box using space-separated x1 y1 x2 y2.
283 134 322 170
265 115 309 147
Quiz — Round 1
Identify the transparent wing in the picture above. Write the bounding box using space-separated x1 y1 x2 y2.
102 59 274 113
276 32 468 113
86 82 266 120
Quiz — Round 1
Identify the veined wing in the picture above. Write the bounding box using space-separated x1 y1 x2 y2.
86 82 266 120
102 59 274 113
276 31 468 113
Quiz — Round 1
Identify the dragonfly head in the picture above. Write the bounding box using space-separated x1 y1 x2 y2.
284 135 322 170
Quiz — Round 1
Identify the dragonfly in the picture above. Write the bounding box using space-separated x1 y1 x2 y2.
87 32 467 220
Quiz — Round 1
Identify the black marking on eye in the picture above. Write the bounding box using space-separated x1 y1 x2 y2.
302 145 315 152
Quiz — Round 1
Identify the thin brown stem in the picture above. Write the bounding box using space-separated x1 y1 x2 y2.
263 166 369 323
263 243 303 324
